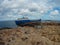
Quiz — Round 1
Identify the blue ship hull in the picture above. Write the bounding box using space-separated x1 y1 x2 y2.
15 19 41 26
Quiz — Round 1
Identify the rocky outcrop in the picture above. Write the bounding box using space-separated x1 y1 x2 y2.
0 25 60 45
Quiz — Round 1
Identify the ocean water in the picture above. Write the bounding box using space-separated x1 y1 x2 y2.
0 20 17 28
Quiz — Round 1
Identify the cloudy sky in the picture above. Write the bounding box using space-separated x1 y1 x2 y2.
0 0 60 20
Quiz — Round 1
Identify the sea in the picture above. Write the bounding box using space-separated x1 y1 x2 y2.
0 20 17 28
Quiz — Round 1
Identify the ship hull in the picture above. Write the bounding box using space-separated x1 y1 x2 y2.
15 19 41 26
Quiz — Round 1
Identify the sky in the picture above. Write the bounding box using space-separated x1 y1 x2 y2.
0 0 60 20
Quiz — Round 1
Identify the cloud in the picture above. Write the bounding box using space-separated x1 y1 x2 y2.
50 10 59 15
0 0 4 4
20 9 30 14
52 0 60 7
49 10 60 19
27 3 39 12
1 0 27 8
0 0 60 20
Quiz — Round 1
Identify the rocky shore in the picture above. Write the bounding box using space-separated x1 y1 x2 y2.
0 24 60 45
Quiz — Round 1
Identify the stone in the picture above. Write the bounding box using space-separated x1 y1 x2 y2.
21 37 28 41
0 42 5 45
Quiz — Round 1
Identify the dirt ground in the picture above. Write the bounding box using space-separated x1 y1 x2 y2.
0 24 60 45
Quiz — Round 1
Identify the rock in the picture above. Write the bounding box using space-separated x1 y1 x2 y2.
0 42 5 45
0 38 3 41
21 37 28 41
